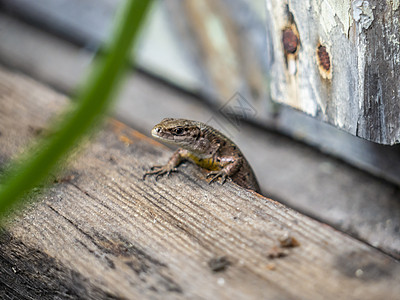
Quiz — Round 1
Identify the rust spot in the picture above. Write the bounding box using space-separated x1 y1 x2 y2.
317 44 332 79
317 45 330 71
282 23 300 75
282 28 299 54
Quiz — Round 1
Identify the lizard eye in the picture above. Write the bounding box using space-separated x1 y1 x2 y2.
174 127 184 135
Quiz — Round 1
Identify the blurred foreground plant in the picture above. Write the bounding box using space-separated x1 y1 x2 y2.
0 0 153 220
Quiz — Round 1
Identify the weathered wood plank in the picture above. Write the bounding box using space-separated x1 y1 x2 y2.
264 0 400 144
0 66 399 299
0 15 399 259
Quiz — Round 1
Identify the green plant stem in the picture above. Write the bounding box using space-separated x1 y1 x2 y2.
0 0 153 219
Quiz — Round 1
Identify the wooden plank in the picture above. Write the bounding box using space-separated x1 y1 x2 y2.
0 16 399 259
164 0 271 107
264 0 400 144
0 67 399 299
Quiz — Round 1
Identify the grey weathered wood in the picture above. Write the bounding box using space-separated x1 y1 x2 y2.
0 15 399 259
264 0 400 144
164 0 271 106
0 67 400 299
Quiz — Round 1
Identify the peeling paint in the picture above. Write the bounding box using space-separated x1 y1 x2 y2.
357 41 366 111
352 0 374 30
266 0 399 144
320 0 337 35
386 13 400 64
393 0 400 11
322 0 353 37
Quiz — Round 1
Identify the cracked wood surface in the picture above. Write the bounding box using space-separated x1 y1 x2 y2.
0 67 399 299
1 10 400 258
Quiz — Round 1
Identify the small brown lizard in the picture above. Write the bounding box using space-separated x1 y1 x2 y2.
143 118 260 193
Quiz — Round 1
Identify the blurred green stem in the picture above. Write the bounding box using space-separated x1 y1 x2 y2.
0 0 153 219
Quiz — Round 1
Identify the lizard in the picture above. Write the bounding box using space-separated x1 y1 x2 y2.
143 118 260 193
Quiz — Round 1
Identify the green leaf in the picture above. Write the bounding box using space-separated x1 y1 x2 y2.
0 0 153 219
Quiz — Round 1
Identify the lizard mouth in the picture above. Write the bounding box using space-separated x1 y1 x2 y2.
151 127 163 138
151 127 173 141
151 126 160 136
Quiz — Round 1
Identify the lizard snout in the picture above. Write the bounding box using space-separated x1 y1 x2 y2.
151 126 162 137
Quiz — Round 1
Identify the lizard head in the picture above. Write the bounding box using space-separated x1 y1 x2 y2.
151 118 207 152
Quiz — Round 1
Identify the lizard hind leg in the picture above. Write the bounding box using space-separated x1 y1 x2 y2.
206 156 242 186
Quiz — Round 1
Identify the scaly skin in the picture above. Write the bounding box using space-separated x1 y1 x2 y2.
143 118 260 193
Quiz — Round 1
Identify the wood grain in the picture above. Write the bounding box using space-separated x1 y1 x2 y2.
0 68 399 299
264 0 400 144
1 14 399 259
1 14 400 260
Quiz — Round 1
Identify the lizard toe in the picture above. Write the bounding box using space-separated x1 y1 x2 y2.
220 174 228 185
155 173 163 181
208 172 222 184
206 171 219 178
150 165 162 170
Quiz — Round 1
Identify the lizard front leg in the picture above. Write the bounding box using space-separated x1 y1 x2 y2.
207 156 242 185
143 148 189 180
